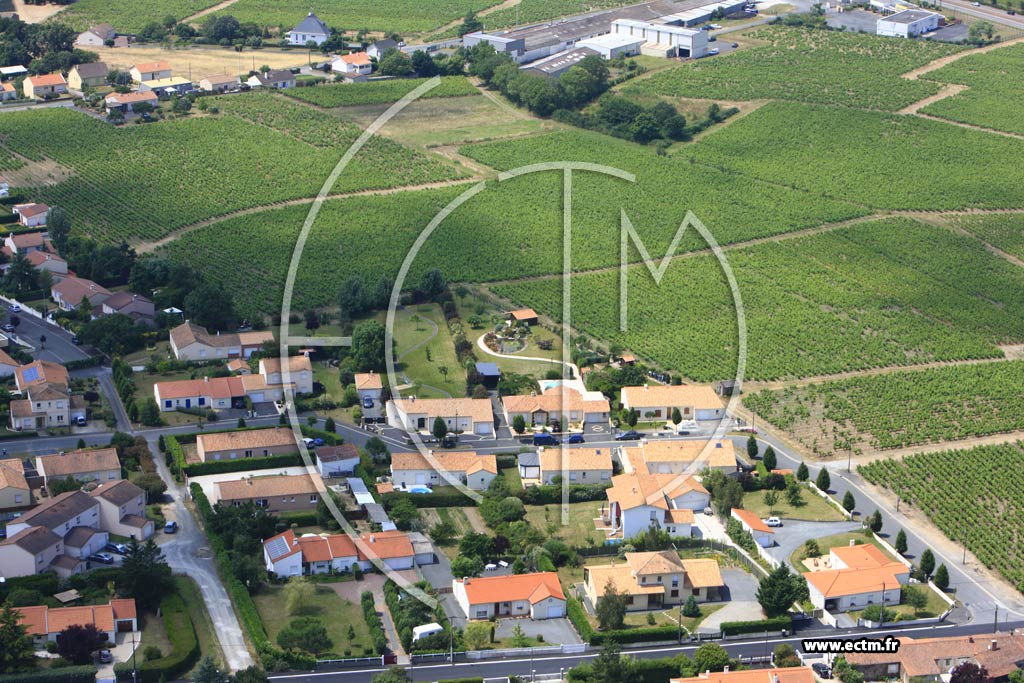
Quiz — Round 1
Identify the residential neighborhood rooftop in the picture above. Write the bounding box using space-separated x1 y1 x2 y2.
36 448 120 479
455 571 564 604
391 451 497 475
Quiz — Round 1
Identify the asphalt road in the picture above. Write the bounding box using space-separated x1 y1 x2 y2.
937 0 1024 28
4 307 91 364
269 619 1024 683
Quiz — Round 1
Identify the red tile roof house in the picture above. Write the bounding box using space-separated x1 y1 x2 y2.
195 427 298 462
452 572 566 620
846 632 1024 683
15 599 137 645
22 73 67 100
25 251 68 279
50 276 111 312
35 447 121 492
11 203 49 227
730 507 775 548
10 360 85 431
153 375 245 412
263 528 418 577
4 230 46 255
332 52 372 78
803 543 910 613
104 90 158 114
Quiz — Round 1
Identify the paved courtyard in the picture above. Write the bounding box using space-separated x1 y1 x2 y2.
494 617 582 645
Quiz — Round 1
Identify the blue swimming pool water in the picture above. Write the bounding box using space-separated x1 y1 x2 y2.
408 486 433 494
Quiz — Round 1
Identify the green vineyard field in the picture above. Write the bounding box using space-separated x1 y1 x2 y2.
493 218 1024 381
53 0 222 32
954 214 1024 261
0 97 462 243
744 360 1024 452
285 77 479 108
921 43 1024 136
625 26 962 111
688 101 1024 210
859 443 1024 593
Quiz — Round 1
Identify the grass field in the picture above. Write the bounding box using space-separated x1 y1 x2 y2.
524 500 608 547
740 487 846 522
688 101 1024 210
88 44 308 75
391 302 467 398
859 442 1024 593
625 26 963 112
0 98 462 245
207 0 502 34
745 360 1024 453
286 77 479 108
495 218 1024 381
253 583 373 657
955 214 1024 260
921 42 1024 135
53 0 221 32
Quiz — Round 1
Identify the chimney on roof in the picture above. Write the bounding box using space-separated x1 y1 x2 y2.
463 576 469 584
644 384 648 390
850 539 855 546
204 376 209 382
370 534 375 543
724 667 729 674
990 639 998 651
968 636 974 643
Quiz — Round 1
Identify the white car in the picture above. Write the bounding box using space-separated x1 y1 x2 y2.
765 517 782 527
708 48 720 55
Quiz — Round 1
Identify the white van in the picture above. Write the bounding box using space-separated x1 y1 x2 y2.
412 623 444 642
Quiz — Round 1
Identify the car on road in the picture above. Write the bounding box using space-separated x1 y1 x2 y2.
563 433 586 444
71 336 81 345
677 430 691 436
98 650 113 664
971 2 980 5
614 430 643 441
441 434 458 448
703 506 714 516
89 552 115 565
533 432 559 446
708 48 720 55
302 437 324 448
1 324 13 332
812 664 832 679
732 42 739 48
164 521 178 534
105 542 128 554
765 517 783 527
735 426 758 434
75 416 87 426
7 304 18 312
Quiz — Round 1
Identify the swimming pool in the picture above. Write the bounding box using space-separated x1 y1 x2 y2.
407 486 433 494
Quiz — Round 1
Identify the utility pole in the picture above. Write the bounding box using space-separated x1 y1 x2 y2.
131 629 137 683
993 605 998 633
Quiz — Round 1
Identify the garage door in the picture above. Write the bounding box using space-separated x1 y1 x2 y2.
250 392 264 403
475 423 492 435
696 408 721 421
547 604 564 619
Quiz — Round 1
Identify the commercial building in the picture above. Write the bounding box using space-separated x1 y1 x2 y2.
611 19 708 58
876 9 941 37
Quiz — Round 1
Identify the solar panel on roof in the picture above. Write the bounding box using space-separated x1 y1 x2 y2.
265 535 290 560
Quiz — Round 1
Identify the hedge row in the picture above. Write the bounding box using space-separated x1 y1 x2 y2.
720 616 791 636
64 356 104 370
565 596 594 643
517 483 610 506
570 656 683 683
301 424 342 446
166 435 186 482
118 592 199 682
589 625 679 646
360 591 388 655
0 572 59 600
494 454 518 469
439 679 484 683
183 452 304 477
277 510 318 527
382 489 474 509
0 667 97 683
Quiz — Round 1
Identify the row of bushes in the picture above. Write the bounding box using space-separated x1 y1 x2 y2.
63 356 104 370
360 591 388 655
382 489 474 509
588 625 679 646
0 667 97 683
518 482 610 506
720 616 791 636
115 592 199 682
565 596 594 642
569 656 682 683
277 510 318 527
301 424 342 446
165 434 186 481
183 452 304 477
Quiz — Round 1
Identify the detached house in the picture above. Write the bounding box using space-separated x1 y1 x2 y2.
213 473 321 514
0 82 16 101
286 12 332 46
367 39 398 60
390 451 497 491
101 291 155 323
25 252 68 279
198 73 239 92
68 62 108 90
23 73 67 100
315 443 360 478
195 427 298 462
246 70 296 89
263 528 421 576
452 572 566 620
12 203 49 227
169 321 273 360
0 527 68 578
16 599 137 645
0 459 30 510
104 91 158 114
4 230 46 255
51 276 111 312
75 24 116 47
537 447 612 485
602 472 707 540
332 52 372 78
620 383 724 422
154 376 244 412
502 385 610 430
4 491 108 577
388 397 495 438
584 550 725 611
10 361 85 431
259 354 313 395
35 447 121 492
622 439 737 476
804 543 910 613
846 633 1024 683
730 508 774 548
130 61 172 83
90 480 154 539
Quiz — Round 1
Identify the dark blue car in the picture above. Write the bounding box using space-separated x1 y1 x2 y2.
563 434 585 444
532 433 559 446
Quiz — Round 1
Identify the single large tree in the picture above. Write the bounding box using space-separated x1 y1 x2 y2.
919 548 936 578
746 434 758 459
949 662 989 683
816 467 831 492
590 640 639 683
0 601 36 673
432 415 448 442
756 564 807 617
867 509 883 534
277 617 332 655
712 477 744 517
692 643 730 673
119 538 172 610
351 320 387 372
796 461 809 482
47 206 71 255
595 579 628 630
762 446 777 472
56 623 108 664
284 576 315 615
842 490 856 512
934 563 950 591
895 529 908 555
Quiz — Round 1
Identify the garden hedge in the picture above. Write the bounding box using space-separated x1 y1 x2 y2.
565 597 594 642
382 489 475 509
0 668 97 683
720 616 791 636
589 625 679 646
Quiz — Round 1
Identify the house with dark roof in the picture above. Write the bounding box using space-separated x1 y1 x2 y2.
315 443 359 478
90 480 153 540
169 321 273 361
1 491 108 576
286 12 332 46
474 362 501 389
68 62 109 90
75 24 115 47
0 526 69 577
246 69 297 89
100 291 154 323
367 39 398 59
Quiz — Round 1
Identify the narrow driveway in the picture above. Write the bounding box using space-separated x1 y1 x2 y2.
145 434 254 671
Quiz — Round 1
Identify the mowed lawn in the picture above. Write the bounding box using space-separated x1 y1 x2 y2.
741 488 847 522
387 303 466 398
253 584 373 656
525 500 609 547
